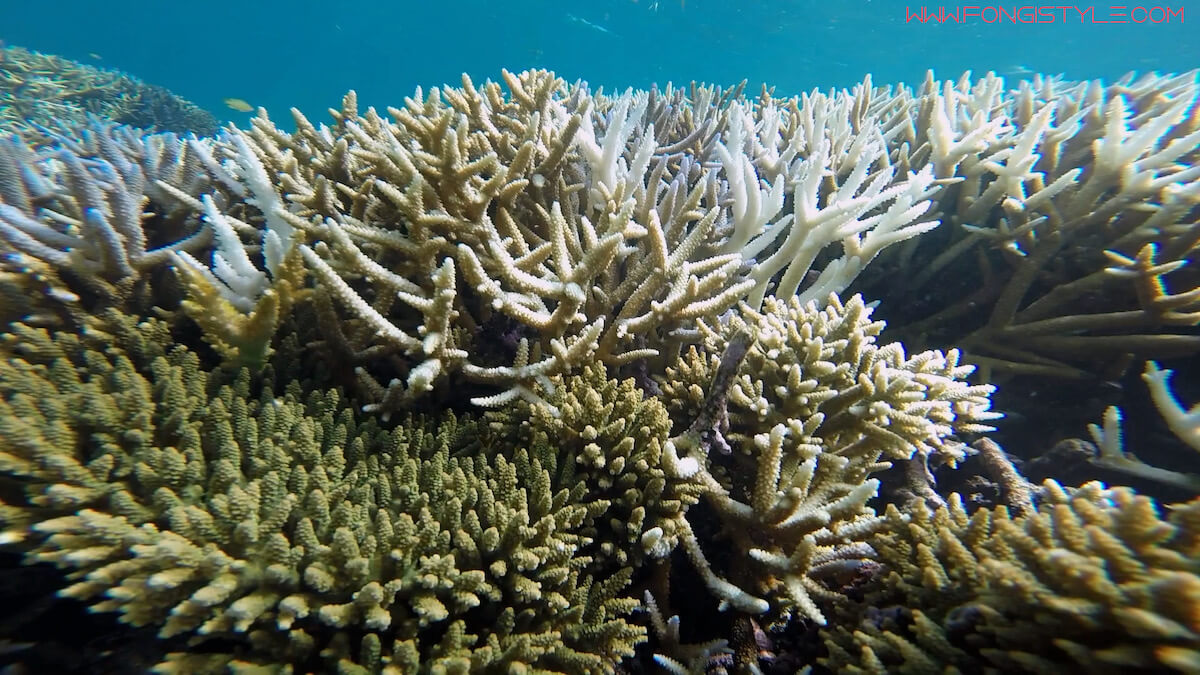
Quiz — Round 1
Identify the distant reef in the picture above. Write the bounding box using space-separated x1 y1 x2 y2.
0 43 218 142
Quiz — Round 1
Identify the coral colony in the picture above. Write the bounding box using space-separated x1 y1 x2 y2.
0 64 1199 672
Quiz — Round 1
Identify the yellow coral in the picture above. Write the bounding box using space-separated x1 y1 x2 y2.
824 481 1200 674
0 316 644 672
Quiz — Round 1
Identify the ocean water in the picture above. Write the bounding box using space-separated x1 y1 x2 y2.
3 0 1197 126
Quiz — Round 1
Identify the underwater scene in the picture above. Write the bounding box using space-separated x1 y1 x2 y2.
1 0 1199 673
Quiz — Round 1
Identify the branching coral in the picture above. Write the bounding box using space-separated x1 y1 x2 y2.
0 44 217 141
852 70 1200 380
822 481 1200 674
6 68 1196 412
3 68 947 412
248 69 941 412
1143 360 1200 452
482 362 708 567
0 314 643 672
0 120 223 314
2 65 1197 673
656 294 1000 624
1083 360 1200 493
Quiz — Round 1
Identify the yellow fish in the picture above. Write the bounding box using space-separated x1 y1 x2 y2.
88 52 102 60
223 97 254 113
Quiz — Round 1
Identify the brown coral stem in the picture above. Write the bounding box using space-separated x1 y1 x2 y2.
973 437 1035 516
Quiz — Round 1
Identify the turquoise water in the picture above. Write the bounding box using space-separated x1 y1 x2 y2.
3 0 1197 125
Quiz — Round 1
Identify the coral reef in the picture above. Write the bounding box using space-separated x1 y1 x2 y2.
848 70 1200 381
822 481 1200 674
0 313 644 672
0 44 218 141
0 66 1198 672
2 69 948 416
657 294 998 624
483 362 708 569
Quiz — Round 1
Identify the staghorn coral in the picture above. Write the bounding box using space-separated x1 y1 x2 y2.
642 589 732 674
656 294 1000 624
850 70 1200 381
1082 360 1200 493
0 313 644 672
3 68 945 411
0 44 218 142
1143 360 1200 453
822 480 1200 674
4 69 1197 414
4 66 1198 672
0 120 223 317
0 117 311 362
235 69 940 412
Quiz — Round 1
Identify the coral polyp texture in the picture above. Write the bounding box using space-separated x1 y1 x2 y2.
822 481 1200 674
0 66 1198 671
0 314 644 672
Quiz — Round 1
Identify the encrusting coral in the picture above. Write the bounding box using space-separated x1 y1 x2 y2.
822 480 1200 674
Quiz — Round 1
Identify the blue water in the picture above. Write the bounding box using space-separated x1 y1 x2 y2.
2 0 1197 127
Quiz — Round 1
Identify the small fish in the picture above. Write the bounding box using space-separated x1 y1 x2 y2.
88 52 102 60
223 97 254 113
1004 64 1035 76
566 13 614 35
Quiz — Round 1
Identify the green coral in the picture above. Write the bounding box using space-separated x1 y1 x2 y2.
483 362 708 566
822 481 1200 674
0 293 1008 670
0 314 643 672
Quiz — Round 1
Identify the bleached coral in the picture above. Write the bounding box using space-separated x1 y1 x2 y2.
856 69 1200 379
0 69 942 412
4 69 1199 407
3 67 1198 672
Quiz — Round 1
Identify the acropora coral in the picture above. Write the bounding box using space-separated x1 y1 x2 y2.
0 66 1197 672
0 313 646 672
823 481 1200 674
0 44 218 142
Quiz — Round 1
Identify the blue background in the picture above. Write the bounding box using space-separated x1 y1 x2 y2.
2 0 1197 128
